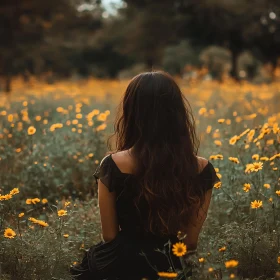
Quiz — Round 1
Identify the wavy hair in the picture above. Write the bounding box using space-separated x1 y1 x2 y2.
107 71 203 236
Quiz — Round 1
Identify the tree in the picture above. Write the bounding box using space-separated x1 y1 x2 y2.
0 0 102 92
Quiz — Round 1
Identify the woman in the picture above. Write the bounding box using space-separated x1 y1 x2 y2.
71 71 219 280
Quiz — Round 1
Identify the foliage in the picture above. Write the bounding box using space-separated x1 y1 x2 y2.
162 40 200 75
0 78 280 279
200 46 232 80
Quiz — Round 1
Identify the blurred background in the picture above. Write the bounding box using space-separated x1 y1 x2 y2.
1 0 280 93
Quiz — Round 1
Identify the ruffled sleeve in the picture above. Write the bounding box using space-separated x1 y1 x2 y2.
93 154 115 192
200 161 220 191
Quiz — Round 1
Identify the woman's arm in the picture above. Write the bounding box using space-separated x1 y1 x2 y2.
182 187 213 250
98 179 119 242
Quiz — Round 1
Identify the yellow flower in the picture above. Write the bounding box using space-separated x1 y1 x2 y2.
277 256 280 264
251 200 263 209
63 234 69 238
18 213 24 218
216 173 222 179
225 260 239 268
88 153 94 158
239 128 250 137
269 197 273 203
9 188 19 195
214 168 219 172
65 201 71 207
208 267 214 272
96 123 107 131
25 198 32 204
157 272 178 278
4 228 16 239
76 113 83 119
97 113 107 121
243 183 251 192
36 220 49 227
214 182 222 189
198 258 205 263
31 198 40 204
27 126 36 135
228 157 239 164
42 198 48 204
260 157 269 161
245 163 254 173
252 154 259 161
263 184 271 189
172 242 187 257
275 190 280 196
58 209 67 216
214 140 222 146
229 135 239 145
250 162 263 172
230 274 235 279
198 108 207 115
219 246 226 252
206 125 212 134
28 217 48 227
0 194 12 200
218 119 225 123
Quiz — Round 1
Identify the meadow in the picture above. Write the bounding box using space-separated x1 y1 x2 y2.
0 76 280 279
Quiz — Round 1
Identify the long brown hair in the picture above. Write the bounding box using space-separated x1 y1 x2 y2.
107 71 203 236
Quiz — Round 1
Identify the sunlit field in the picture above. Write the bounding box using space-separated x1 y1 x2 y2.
0 77 280 279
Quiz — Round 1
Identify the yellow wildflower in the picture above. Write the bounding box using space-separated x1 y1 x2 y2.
42 198 48 204
198 258 205 263
243 183 251 192
97 113 107 121
172 242 187 257
250 162 263 172
214 182 222 189
275 190 280 196
229 135 239 145
214 140 222 146
198 108 207 115
63 234 69 238
157 272 178 278
263 184 271 189
208 267 214 272
218 119 225 123
4 228 16 239
9 188 19 195
251 200 263 209
252 154 259 161
230 274 235 279
27 126 36 135
228 157 239 164
260 157 269 161
58 209 67 216
219 246 226 252
225 260 239 268
18 213 24 218
31 198 40 204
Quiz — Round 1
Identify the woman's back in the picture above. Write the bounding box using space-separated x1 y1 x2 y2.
72 71 220 280
92 151 219 279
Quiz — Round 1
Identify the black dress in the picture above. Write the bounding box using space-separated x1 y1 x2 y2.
70 154 220 280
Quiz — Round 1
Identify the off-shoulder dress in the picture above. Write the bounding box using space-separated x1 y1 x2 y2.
71 153 220 280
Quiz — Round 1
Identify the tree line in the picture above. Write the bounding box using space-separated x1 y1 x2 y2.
1 0 280 91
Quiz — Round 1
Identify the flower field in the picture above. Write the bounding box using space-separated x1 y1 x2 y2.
0 77 280 279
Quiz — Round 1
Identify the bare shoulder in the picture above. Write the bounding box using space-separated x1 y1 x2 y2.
196 156 209 173
110 150 135 174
